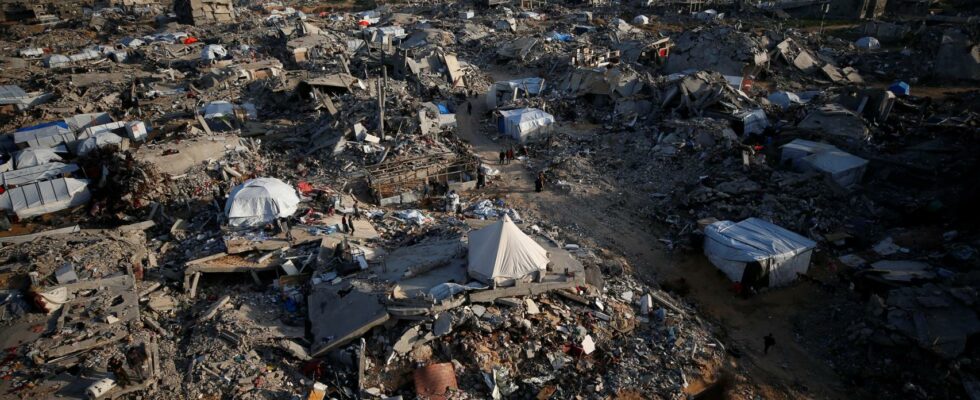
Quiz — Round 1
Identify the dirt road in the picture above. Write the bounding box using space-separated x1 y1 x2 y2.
454 96 847 399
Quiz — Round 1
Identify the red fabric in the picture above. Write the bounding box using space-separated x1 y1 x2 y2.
297 181 314 194
358 20 371 26
183 37 199 45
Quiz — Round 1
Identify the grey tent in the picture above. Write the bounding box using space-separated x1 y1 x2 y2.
704 218 816 287
467 214 549 285
14 148 63 169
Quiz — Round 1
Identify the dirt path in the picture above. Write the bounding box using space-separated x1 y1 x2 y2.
454 96 847 399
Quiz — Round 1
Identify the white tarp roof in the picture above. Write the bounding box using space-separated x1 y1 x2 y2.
467 214 549 284
498 108 555 143
14 148 63 169
801 150 868 175
704 218 816 287
13 124 76 149
0 163 79 187
0 178 91 219
75 132 124 156
486 78 546 109
224 178 300 227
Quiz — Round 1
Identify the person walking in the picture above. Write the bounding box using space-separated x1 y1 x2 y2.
467 101 473 115
499 150 506 165
341 215 349 234
507 147 514 163
764 333 775 355
477 169 486 189
353 200 361 220
347 214 356 235
534 172 544 193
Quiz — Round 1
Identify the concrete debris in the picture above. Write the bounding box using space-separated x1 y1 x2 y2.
0 2 975 400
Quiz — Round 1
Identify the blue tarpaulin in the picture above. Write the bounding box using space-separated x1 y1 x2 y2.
16 120 69 132
437 103 450 114
888 81 910 96
549 32 573 42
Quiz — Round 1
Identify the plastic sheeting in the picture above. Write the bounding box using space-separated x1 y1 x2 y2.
13 148 62 169
75 132 124 156
497 108 554 143
0 178 91 219
201 44 228 61
467 214 549 285
856 37 881 50
224 178 300 227
704 218 816 287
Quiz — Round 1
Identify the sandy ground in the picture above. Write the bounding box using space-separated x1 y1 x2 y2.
454 94 848 399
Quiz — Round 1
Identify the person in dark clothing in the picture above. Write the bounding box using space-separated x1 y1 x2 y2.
499 151 505 165
477 170 486 189
126 346 147 381
534 172 544 193
507 148 514 162
764 333 775 355
347 214 356 235
467 102 473 114
341 215 349 233
353 200 361 220
108 356 131 386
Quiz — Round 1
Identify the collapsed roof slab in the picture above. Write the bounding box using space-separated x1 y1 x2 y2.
310 280 389 357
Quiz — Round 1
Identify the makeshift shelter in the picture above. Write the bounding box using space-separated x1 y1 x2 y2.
780 139 869 188
889 81 910 96
800 150 869 188
14 148 63 169
467 214 550 285
75 132 124 156
224 178 300 227
0 178 91 219
704 218 816 287
497 108 555 143
485 78 545 109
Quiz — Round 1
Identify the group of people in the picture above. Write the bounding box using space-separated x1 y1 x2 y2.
498 148 516 164
340 200 360 235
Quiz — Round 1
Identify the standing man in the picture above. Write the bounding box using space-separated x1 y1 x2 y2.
507 147 514 163
353 200 361 220
348 214 356 235
467 101 473 115
477 169 486 189
499 150 506 165
341 215 349 234
534 172 544 193
764 333 775 355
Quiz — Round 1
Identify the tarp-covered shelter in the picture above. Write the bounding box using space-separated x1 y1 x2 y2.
224 178 300 227
468 214 550 285
0 163 79 187
0 178 91 219
485 78 545 109
781 139 868 188
704 218 816 287
14 148 63 169
497 108 555 143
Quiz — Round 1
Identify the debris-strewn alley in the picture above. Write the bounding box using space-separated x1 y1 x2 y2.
0 0 978 399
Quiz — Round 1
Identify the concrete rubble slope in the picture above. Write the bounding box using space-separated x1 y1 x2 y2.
0 0 977 399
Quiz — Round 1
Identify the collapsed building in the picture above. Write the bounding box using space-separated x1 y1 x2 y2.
0 1 977 400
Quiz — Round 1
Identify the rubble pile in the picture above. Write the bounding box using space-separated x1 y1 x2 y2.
0 0 977 399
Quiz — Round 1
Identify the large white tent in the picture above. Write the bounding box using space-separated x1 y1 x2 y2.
497 108 555 143
704 218 816 287
467 214 550 285
224 178 301 227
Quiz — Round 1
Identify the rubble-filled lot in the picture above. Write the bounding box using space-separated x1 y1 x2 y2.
0 0 978 399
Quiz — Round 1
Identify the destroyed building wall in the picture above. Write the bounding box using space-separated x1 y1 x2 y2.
173 0 233 25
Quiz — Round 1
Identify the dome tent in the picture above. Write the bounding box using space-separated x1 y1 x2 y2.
224 178 300 227
467 214 550 285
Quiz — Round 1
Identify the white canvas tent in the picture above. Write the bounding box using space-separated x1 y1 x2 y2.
224 178 300 227
75 132 125 156
0 178 91 219
468 214 550 285
704 218 816 287
1 163 79 187
497 108 555 143
14 148 63 169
